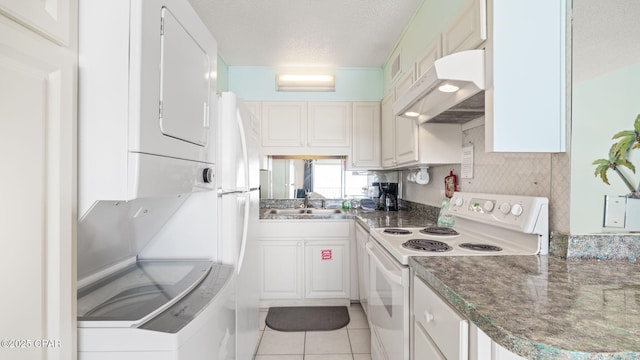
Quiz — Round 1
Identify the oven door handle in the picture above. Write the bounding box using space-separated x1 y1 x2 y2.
366 243 403 286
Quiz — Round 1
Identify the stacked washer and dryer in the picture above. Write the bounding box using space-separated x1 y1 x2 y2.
77 1 259 359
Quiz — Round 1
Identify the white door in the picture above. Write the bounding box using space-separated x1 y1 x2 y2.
0 4 77 360
160 7 211 147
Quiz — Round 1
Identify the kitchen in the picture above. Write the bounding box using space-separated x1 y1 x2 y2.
2 0 640 359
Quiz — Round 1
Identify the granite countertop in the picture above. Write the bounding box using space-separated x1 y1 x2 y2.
260 208 436 228
259 205 640 358
410 256 640 360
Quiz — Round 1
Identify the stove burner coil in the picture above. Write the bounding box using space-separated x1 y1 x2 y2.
402 239 452 252
419 227 459 236
383 228 412 235
459 243 503 252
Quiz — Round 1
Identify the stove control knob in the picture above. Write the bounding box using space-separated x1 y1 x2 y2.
453 197 464 207
483 201 494 212
499 202 511 215
511 204 524 217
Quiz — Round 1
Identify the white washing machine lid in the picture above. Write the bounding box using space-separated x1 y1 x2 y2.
77 260 212 328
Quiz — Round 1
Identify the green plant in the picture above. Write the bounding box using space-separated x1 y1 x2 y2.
593 114 640 195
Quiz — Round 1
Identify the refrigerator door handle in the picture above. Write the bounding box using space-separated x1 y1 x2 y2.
237 194 251 274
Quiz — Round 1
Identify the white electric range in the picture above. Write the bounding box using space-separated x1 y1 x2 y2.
366 192 549 360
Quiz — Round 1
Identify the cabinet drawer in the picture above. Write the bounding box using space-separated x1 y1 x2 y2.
413 275 468 360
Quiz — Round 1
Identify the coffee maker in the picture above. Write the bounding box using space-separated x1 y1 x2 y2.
377 182 398 211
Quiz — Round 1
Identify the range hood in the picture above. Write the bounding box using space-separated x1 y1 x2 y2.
393 49 485 124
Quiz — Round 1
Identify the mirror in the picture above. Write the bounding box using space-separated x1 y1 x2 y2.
571 0 640 233
259 156 398 199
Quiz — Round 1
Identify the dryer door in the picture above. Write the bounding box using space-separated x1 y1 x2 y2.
159 7 210 147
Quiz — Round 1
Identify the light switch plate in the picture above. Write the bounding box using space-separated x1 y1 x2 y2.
603 195 626 228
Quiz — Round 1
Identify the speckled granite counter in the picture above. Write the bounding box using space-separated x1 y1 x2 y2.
410 256 640 359
259 208 436 228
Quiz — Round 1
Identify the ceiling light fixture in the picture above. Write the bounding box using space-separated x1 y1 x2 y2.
438 84 459 93
276 74 336 92
404 111 420 117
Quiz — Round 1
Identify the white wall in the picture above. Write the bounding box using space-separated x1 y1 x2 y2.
570 63 640 234
228 66 382 101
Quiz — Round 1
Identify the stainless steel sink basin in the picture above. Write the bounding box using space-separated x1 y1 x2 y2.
266 208 344 215
306 208 344 215
267 209 308 215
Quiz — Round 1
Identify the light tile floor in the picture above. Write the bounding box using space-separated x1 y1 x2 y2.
254 304 371 360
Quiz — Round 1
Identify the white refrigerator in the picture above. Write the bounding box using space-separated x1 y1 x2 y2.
217 92 261 360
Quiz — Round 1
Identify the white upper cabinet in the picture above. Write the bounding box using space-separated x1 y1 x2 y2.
0 0 72 45
261 102 307 147
394 70 420 165
307 102 351 147
381 93 397 168
485 0 568 152
442 0 487 55
416 37 443 79
259 101 353 156
350 102 381 170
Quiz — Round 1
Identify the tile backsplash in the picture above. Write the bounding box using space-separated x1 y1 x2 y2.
402 123 571 234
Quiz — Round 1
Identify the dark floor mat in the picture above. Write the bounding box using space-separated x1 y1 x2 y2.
265 306 350 332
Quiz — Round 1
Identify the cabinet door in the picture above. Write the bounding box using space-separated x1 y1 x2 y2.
305 241 349 299
485 0 567 152
381 93 397 168
0 10 76 360
351 102 381 169
442 0 487 55
0 0 72 44
394 70 419 166
260 241 303 299
261 102 306 147
307 102 351 147
416 37 443 79
395 116 419 166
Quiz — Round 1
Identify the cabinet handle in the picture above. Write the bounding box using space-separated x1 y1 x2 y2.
424 311 434 323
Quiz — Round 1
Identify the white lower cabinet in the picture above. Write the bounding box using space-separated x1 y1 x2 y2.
257 220 352 304
415 321 446 360
413 274 527 360
412 274 468 360
305 241 349 298
260 241 303 299
470 323 526 360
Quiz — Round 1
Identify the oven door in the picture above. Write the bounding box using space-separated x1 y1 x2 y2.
367 239 410 360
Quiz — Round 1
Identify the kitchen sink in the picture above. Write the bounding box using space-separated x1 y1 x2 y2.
306 208 344 215
266 208 344 215
267 209 308 215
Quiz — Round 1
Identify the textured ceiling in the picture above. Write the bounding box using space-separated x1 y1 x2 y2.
573 0 640 83
188 0 424 67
